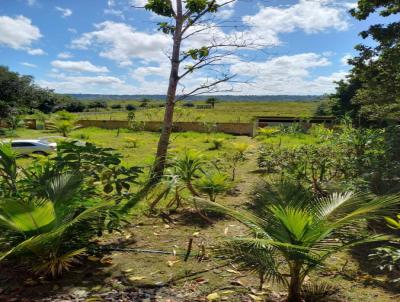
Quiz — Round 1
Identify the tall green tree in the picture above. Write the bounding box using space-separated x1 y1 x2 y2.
140 0 243 181
206 97 218 109
0 66 67 119
330 0 400 123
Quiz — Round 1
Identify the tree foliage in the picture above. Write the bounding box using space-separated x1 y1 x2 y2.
330 0 400 123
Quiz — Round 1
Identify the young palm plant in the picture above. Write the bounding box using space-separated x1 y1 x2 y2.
195 181 400 302
195 172 232 202
171 149 205 196
0 143 18 194
0 173 112 277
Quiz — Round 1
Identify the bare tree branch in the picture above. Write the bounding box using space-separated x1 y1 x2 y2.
176 75 236 101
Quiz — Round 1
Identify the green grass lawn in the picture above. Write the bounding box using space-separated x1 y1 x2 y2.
9 127 253 168
73 101 321 122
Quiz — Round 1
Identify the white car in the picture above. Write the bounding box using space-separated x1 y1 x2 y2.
8 139 57 156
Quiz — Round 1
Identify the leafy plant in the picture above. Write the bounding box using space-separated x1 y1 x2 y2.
125 137 139 148
171 149 204 196
47 120 81 137
257 127 280 137
369 213 400 280
196 181 400 301
209 138 224 150
0 173 112 277
0 143 18 194
195 172 231 202
230 142 249 181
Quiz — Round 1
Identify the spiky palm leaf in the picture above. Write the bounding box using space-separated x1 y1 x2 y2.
0 143 18 192
194 181 400 301
32 248 86 277
0 200 112 261
45 172 83 205
0 169 112 277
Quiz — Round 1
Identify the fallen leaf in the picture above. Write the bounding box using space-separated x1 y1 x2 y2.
207 292 220 301
128 276 145 282
230 280 245 287
224 227 229 235
195 277 208 284
87 256 100 262
248 294 262 301
167 260 180 267
123 268 133 273
100 257 113 265
192 231 200 237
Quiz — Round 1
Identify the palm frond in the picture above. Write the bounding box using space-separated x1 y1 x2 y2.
0 198 55 234
193 197 269 236
216 240 287 286
0 200 112 261
46 173 83 205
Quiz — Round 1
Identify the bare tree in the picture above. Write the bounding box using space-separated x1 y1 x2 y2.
137 0 251 182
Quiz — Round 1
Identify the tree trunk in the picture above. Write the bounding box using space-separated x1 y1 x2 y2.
287 264 303 302
151 1 183 182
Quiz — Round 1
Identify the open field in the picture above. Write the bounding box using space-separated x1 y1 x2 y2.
1 126 399 302
73 101 321 122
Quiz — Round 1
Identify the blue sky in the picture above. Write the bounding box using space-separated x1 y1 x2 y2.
0 0 388 95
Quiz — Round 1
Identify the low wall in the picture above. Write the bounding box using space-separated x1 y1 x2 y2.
76 120 254 136
0 119 36 129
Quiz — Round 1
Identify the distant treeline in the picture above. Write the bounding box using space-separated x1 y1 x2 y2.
67 94 324 102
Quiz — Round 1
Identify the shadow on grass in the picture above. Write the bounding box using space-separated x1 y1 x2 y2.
0 258 114 301
350 241 400 295
176 208 228 229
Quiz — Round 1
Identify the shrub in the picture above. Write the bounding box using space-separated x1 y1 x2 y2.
111 104 122 109
257 127 280 137
125 137 139 148
183 102 195 108
209 138 224 150
126 104 137 111
47 120 81 137
230 142 250 181
88 101 107 110
0 140 143 277
195 172 231 202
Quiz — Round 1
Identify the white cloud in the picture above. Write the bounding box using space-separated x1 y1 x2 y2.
341 53 352 65
71 21 170 66
38 74 137 94
229 53 342 94
57 52 73 59
27 48 46 55
0 15 42 51
216 8 235 20
56 7 72 17
26 0 37 6
21 62 37 68
131 62 170 81
243 0 349 46
130 0 147 7
51 60 110 73
104 9 125 19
